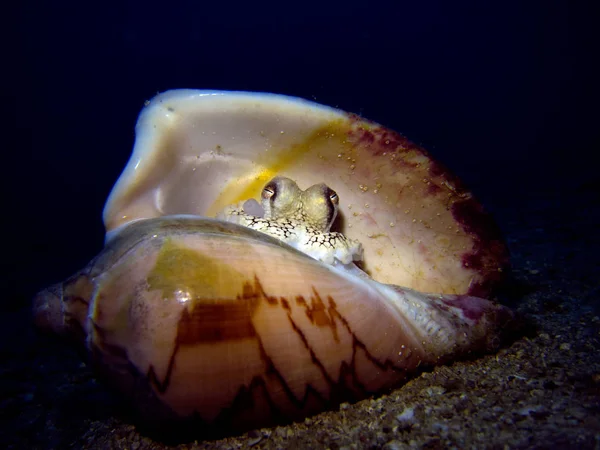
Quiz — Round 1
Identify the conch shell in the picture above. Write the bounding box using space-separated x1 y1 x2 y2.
33 90 513 436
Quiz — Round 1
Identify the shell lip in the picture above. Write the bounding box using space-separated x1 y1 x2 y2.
106 214 318 260
135 89 344 124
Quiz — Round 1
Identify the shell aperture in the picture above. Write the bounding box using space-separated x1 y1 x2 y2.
218 177 363 265
102 90 509 296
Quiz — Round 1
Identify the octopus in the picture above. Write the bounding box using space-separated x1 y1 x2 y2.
219 176 363 265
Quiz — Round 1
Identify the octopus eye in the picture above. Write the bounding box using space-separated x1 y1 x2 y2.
329 190 339 205
262 185 276 200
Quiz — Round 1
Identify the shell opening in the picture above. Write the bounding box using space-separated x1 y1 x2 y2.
101 90 508 297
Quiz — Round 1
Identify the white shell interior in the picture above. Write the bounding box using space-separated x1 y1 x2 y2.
103 90 486 294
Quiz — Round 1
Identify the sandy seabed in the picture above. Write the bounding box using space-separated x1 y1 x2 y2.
1 186 599 450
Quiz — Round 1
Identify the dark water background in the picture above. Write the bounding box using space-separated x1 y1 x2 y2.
1 2 598 448
3 0 595 308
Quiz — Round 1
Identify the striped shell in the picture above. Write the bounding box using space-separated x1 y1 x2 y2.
33 91 512 436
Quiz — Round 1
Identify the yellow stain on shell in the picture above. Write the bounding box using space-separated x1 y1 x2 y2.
147 239 245 300
205 118 353 216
